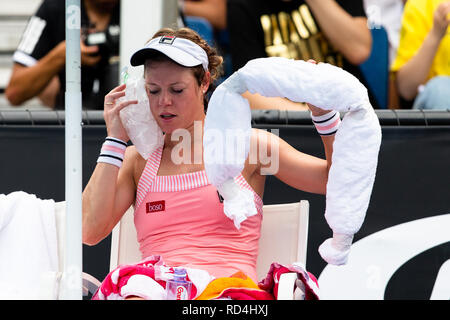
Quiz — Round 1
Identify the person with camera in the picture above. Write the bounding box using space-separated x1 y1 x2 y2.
5 0 120 110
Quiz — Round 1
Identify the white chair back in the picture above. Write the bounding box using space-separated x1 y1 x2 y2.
109 206 140 271
256 200 309 280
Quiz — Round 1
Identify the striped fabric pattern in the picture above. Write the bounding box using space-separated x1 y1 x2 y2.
135 147 163 209
17 16 46 55
135 146 263 213
152 170 209 193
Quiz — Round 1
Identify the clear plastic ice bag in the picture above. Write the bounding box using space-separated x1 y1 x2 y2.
118 68 164 160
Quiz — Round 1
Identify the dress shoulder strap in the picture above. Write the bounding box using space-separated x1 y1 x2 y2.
135 146 163 210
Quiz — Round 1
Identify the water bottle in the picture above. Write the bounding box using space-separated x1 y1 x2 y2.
166 268 192 300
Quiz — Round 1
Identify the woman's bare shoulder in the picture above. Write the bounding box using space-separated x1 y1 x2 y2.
123 145 147 182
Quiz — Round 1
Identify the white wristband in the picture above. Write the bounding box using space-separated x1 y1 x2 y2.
97 137 127 168
311 111 341 136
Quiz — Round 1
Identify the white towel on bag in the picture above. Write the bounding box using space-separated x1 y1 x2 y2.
204 57 382 265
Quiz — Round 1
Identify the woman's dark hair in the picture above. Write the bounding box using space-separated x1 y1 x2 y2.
144 27 224 112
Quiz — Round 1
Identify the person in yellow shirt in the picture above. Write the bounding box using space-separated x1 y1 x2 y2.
391 0 450 109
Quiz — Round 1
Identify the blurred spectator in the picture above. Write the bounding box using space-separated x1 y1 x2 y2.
226 0 377 109
364 0 406 65
364 0 406 109
391 0 450 109
181 0 227 31
5 0 120 110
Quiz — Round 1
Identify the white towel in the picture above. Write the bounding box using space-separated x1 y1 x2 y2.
204 83 257 229
0 191 58 299
204 57 382 265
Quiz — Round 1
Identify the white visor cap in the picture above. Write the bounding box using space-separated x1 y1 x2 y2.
130 35 209 71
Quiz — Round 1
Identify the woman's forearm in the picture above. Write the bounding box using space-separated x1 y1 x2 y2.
183 0 226 30
82 164 121 245
309 106 335 174
321 135 335 173
396 31 442 100
5 42 65 106
305 0 371 64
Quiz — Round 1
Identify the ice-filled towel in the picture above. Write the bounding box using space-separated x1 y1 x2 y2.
0 191 58 299
92 255 319 300
204 57 382 265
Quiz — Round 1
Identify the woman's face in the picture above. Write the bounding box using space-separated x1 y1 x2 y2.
144 60 207 134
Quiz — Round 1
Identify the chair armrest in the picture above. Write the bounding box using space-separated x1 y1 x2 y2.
277 272 298 300
82 272 102 296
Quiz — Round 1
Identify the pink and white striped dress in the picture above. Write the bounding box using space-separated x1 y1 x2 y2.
133 146 264 282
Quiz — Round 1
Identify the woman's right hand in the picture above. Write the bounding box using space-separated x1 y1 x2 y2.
103 83 138 142
431 1 450 40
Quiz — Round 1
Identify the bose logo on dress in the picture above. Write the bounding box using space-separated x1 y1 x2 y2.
146 200 165 213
